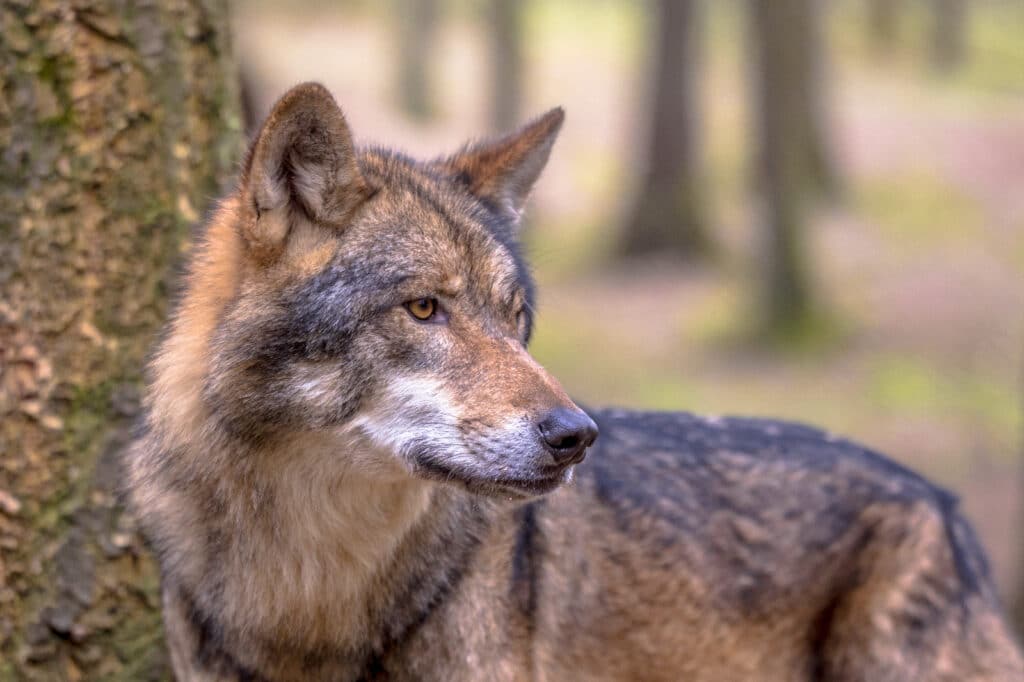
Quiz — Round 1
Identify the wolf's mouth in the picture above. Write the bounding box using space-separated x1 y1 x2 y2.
413 457 573 499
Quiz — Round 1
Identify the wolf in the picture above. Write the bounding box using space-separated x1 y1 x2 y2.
124 82 1024 681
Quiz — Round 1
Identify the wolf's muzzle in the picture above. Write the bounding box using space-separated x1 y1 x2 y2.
537 407 599 466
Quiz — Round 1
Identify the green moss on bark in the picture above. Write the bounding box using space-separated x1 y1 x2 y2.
0 0 242 677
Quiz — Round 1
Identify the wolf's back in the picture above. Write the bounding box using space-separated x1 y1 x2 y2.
526 409 1024 681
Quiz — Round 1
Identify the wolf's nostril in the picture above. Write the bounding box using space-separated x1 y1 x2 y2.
537 408 599 465
553 434 579 450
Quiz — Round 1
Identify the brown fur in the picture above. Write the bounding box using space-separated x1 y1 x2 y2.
124 83 1024 681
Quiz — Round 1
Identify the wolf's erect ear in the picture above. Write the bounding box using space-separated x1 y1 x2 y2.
242 83 372 258
437 108 564 222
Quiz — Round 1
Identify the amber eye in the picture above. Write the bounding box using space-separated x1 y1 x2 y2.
405 297 438 321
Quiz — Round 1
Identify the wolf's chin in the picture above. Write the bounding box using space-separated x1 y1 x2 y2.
411 454 574 499
471 467 574 499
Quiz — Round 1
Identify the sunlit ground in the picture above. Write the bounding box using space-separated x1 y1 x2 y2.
236 0 1024 594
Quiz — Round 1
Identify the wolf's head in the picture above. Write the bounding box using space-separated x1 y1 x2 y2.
160 83 596 499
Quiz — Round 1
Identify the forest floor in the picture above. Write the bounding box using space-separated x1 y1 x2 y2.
236 1 1024 597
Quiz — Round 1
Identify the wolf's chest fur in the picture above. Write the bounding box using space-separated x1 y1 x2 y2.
124 83 1022 681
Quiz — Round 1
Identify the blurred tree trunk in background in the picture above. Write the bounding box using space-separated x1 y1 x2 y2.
749 0 816 336
792 0 840 200
930 0 968 73
396 0 439 120
619 0 710 260
867 0 901 55
239 61 263 137
487 0 524 133
0 1 241 679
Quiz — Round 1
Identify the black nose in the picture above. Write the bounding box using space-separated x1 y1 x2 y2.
537 408 599 465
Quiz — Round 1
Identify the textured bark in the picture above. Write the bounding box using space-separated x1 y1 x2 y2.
619 0 710 260
395 0 439 121
487 0 524 133
749 0 815 335
0 1 242 679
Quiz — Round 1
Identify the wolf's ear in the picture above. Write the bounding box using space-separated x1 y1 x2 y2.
242 82 372 258
437 108 564 223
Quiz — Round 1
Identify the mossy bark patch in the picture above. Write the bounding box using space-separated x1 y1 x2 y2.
0 0 241 677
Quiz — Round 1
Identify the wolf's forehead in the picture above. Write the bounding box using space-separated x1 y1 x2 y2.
466 238 519 298
413 222 521 304
397 186 522 295
443 217 522 301
357 154 530 299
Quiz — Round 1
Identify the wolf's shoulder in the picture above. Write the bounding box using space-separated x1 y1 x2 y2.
563 408 993 601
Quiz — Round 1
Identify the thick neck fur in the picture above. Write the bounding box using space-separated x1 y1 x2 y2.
140 426 495 676
129 198 502 675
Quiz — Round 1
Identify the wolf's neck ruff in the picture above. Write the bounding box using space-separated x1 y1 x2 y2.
140 411 502 673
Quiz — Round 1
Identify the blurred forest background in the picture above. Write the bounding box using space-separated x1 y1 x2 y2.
1 0 1023 678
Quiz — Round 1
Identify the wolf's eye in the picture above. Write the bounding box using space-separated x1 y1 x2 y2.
405 297 438 321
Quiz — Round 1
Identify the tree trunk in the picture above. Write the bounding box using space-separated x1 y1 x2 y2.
240 61 264 137
619 0 711 260
867 0 901 56
749 0 815 335
792 0 840 200
0 1 241 679
487 0 524 133
930 0 968 73
395 0 439 121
